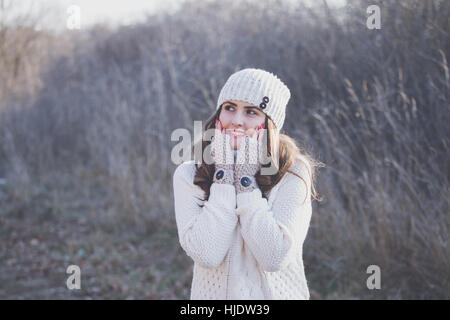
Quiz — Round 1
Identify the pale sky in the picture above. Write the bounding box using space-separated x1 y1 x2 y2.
54 0 186 27
1 0 186 31
2 0 347 31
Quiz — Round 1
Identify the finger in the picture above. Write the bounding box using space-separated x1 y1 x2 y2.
258 128 267 162
235 136 241 151
240 135 249 150
257 128 265 147
224 134 234 165
214 120 221 136
246 128 255 139
258 127 264 141
242 135 250 164
251 127 258 140
236 136 246 164
221 129 227 165
248 136 259 165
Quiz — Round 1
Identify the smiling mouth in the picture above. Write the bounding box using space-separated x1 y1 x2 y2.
226 129 246 137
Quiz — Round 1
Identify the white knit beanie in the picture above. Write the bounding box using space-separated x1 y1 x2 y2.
216 68 291 130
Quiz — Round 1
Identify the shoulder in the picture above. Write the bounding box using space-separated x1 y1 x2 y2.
173 160 205 201
289 154 313 181
280 154 313 196
173 160 197 186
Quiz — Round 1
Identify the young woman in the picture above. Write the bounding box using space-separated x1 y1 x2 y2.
173 68 319 300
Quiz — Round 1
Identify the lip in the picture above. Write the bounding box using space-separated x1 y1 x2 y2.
226 130 246 137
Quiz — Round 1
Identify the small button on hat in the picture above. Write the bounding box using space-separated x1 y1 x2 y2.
216 68 291 130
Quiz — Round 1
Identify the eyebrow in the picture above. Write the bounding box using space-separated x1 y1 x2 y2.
224 101 259 110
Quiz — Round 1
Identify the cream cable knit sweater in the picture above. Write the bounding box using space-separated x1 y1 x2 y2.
173 154 312 300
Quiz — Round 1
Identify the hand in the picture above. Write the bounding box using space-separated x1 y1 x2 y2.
210 119 234 185
234 125 266 193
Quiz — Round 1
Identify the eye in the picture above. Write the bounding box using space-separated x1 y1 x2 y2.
224 104 235 111
247 109 257 116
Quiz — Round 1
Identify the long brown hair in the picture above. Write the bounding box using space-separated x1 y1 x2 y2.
191 106 320 203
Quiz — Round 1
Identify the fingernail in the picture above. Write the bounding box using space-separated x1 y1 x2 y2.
262 123 265 129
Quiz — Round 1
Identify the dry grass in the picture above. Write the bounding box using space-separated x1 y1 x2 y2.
0 0 448 299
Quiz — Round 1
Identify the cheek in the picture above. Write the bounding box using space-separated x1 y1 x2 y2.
249 117 265 129
219 113 231 126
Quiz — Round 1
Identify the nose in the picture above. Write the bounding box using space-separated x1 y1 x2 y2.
231 111 244 128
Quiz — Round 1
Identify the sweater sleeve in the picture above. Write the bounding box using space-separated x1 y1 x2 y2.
173 162 238 269
235 159 312 272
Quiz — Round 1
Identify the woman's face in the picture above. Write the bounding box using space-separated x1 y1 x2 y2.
218 99 266 150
